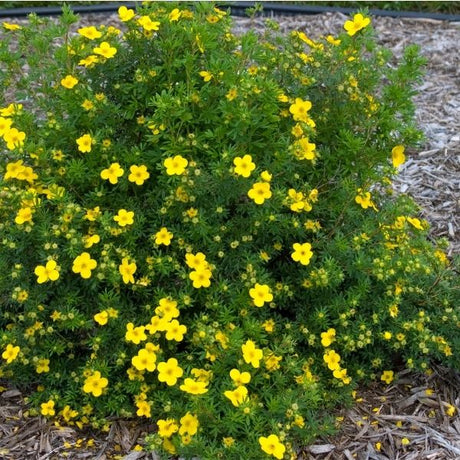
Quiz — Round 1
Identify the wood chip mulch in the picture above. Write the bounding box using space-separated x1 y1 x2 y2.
0 10 459 460
1 365 459 460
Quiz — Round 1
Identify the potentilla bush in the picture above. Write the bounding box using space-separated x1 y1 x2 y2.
0 3 458 459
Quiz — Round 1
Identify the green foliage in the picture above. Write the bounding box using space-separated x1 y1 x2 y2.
0 4 459 459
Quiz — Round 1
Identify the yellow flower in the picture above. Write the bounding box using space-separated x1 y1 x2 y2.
265 353 282 371
179 412 199 436
326 35 341 46
226 88 238 101
291 242 313 266
72 252 97 279
185 252 208 270
77 26 102 40
381 370 394 384
392 145 406 168
262 319 275 333
125 323 147 344
76 134 93 153
199 70 213 82
289 98 312 122
36 358 50 374
83 234 100 248
224 385 248 407
4 128 26 150
248 182 272 205
41 400 55 417
94 311 109 326
100 162 124 184
293 137 316 160
137 16 160 31
249 283 273 307
132 348 156 372
157 419 179 438
355 188 377 211
169 8 182 22
114 209 134 227
259 434 286 459
230 369 251 386
128 164 150 185
241 340 263 368
119 257 137 284
84 206 101 221
93 42 117 59
34 260 60 284
2 344 20 364
164 155 188 175
323 349 341 371
407 217 424 231
321 328 336 347
155 227 173 245
155 298 179 321
233 154 256 178
165 319 187 342
60 75 79 89
189 269 212 288
157 358 184 386
83 371 108 397
179 378 208 395
79 55 99 67
260 170 272 182
3 22 21 31
0 117 13 136
136 400 151 418
118 6 135 22
344 13 371 37
15 207 33 225
446 404 457 417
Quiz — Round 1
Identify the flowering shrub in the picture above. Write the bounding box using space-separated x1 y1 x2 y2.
0 4 459 459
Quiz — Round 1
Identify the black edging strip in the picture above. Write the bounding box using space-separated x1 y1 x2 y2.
0 1 459 22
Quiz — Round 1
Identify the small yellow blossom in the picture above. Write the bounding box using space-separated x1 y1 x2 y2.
344 13 371 36
157 358 184 386
323 349 341 371
60 75 79 89
392 145 406 168
114 209 134 227
34 260 60 283
118 6 135 22
179 378 208 395
128 164 149 185
289 98 312 123
36 358 50 374
93 42 117 59
2 344 20 364
381 370 394 384
155 227 173 245
164 155 188 175
249 283 273 307
83 371 108 397
101 162 124 184
78 26 102 40
94 311 109 326
76 134 93 153
72 252 97 279
242 340 263 368
291 242 313 266
41 400 55 417
119 258 137 284
259 434 286 459
321 328 336 347
248 182 272 204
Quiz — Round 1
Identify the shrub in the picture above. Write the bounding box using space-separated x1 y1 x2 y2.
0 4 458 459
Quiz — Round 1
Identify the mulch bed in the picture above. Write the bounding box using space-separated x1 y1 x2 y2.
0 9 459 460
